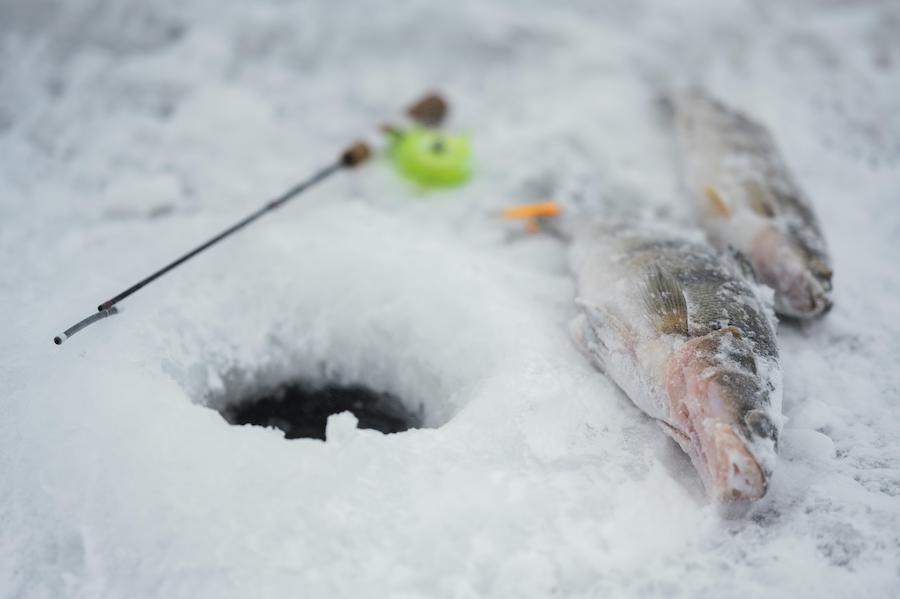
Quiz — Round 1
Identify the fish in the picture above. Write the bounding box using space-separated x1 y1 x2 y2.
670 89 834 319
569 222 782 503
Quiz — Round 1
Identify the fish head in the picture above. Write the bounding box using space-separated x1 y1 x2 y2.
750 224 833 318
665 331 779 504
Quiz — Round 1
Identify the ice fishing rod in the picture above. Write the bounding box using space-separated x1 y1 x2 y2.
53 92 448 346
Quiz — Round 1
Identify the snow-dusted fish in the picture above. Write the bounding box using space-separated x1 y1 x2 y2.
570 223 782 503
671 90 833 319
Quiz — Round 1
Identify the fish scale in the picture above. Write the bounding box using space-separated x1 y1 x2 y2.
620 236 778 357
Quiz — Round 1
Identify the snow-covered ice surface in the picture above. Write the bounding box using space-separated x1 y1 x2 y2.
2 0 899 597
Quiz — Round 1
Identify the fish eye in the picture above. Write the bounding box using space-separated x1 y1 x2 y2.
744 410 777 442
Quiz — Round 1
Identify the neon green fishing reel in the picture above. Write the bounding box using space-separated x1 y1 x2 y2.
389 127 472 188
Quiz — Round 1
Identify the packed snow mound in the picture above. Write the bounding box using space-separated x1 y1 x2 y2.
2 0 899 598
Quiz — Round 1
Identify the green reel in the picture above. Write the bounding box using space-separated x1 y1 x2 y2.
389 127 472 188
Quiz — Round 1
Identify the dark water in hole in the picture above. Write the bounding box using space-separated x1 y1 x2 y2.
223 383 421 440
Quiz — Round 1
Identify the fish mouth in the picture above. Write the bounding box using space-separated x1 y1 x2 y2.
773 268 832 318
659 416 767 504
751 228 833 318
664 343 770 503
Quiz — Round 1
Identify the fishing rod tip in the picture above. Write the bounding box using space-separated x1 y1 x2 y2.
53 306 119 347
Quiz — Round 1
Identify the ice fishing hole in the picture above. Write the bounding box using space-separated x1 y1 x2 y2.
220 381 424 440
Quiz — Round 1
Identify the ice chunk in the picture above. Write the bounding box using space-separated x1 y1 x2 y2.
326 411 359 445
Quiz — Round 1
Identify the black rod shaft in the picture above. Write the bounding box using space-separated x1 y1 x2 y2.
98 160 343 311
54 158 347 345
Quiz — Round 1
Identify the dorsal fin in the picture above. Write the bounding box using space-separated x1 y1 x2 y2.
703 186 731 217
643 266 689 336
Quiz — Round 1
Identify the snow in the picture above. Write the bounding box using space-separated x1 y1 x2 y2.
1 0 899 597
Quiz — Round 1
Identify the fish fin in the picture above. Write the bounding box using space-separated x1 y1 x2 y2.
580 303 621 338
726 245 759 283
657 419 691 451
569 312 609 373
746 182 776 218
569 313 590 353
643 266 689 336
703 186 731 218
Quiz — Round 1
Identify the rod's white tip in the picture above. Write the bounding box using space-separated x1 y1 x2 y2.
54 333 67 345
